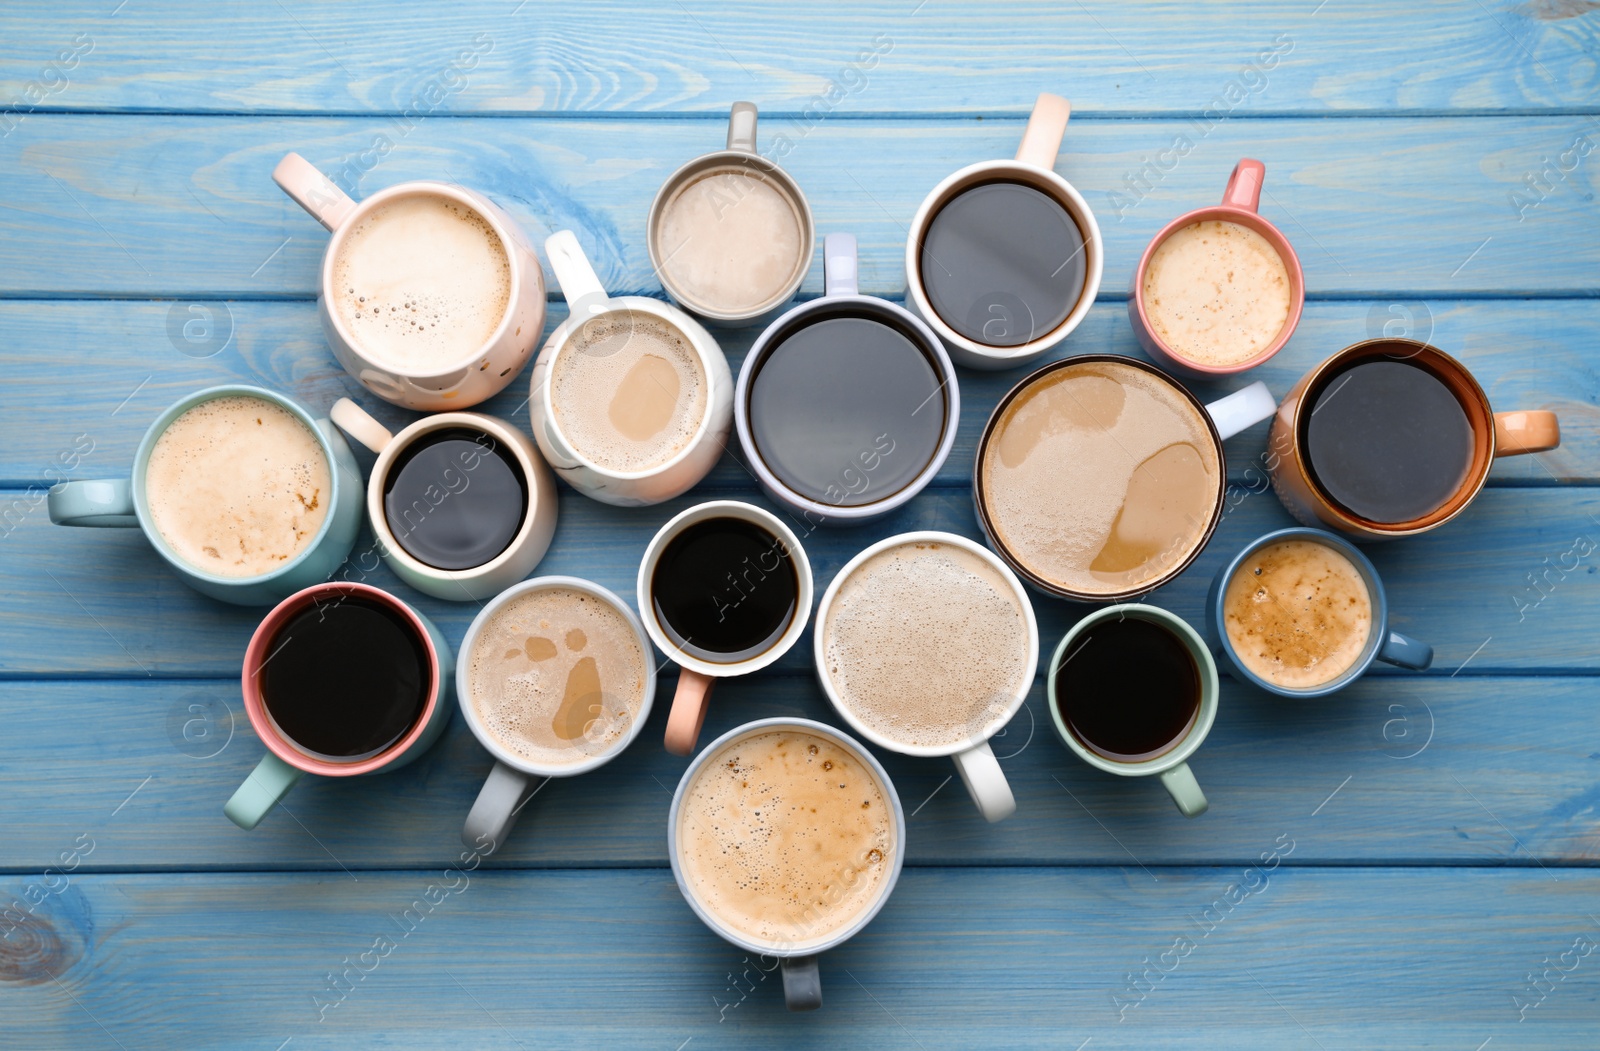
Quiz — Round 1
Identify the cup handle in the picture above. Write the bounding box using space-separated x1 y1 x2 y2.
1158 762 1208 818
952 740 1017 823
1222 159 1265 212
1205 381 1277 441
47 478 137 527
726 101 758 153
329 397 395 455
1493 411 1560 457
664 669 715 756
1014 92 1071 170
544 230 611 319
1377 630 1433 670
462 761 543 855
823 232 859 297
781 955 822 1011
224 753 305 830
273 152 357 232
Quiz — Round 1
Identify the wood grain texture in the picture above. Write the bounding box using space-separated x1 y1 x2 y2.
3 114 1599 297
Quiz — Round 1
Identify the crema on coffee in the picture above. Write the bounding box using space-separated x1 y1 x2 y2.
1223 539 1372 689
655 167 806 316
1143 219 1291 367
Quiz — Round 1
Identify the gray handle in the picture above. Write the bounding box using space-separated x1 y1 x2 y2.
824 233 858 297
727 101 758 153
462 761 543 855
781 954 822 1011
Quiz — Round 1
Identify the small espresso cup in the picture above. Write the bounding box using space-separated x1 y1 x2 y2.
814 531 1038 823
224 582 454 830
735 233 960 525
528 230 734 507
1048 604 1218 817
47 384 362 606
668 717 905 1011
1268 339 1561 540
1129 159 1305 379
329 398 558 602
456 577 657 853
647 101 815 328
904 92 1104 370
273 152 546 410
637 500 814 756
1206 527 1432 698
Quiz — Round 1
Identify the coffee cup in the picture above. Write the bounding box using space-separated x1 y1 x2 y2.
735 233 959 525
328 398 558 602
273 152 546 411
1267 338 1561 540
456 576 657 853
637 500 814 756
1047 604 1218 817
529 230 734 507
974 355 1277 601
46 384 362 606
1207 527 1432 698
224 582 454 830
668 717 905 1011
814 531 1038 823
1129 159 1305 379
647 101 815 328
904 92 1104 370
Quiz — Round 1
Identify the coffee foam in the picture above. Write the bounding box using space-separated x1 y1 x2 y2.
980 360 1221 596
677 729 893 950
467 587 648 766
1224 539 1372 689
550 310 708 473
823 542 1030 748
1143 219 1291 367
145 395 331 578
656 167 805 315
332 194 512 373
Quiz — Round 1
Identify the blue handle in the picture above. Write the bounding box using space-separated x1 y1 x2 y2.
1378 630 1433 671
48 478 137 527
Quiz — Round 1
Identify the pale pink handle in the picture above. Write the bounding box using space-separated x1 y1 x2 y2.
1015 92 1071 170
273 152 357 232
1223 159 1265 212
664 669 715 756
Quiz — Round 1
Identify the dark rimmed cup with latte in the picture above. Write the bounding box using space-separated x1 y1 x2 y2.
735 233 960 526
974 356 1277 601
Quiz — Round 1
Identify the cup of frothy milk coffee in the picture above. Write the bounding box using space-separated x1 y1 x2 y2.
669 717 905 1011
648 102 815 328
47 385 362 605
272 152 546 411
529 230 733 507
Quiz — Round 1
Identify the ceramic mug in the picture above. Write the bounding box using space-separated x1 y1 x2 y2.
528 230 734 507
456 577 657 853
667 717 905 1011
813 531 1038 823
224 582 454 830
46 384 362 606
1129 159 1305 379
329 398 558 602
1206 527 1432 698
735 233 960 525
904 92 1104 370
1268 338 1561 540
1047 604 1218 817
647 101 815 328
273 152 546 410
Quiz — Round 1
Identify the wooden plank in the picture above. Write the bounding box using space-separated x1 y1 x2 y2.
0 674 1595 871
1 868 1596 1048
3 114 1598 297
3 1 1598 117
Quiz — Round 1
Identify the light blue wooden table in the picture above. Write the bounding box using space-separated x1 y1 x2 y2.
1 2 1597 1047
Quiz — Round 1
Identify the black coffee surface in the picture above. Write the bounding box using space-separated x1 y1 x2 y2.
748 313 946 508
260 595 430 760
1305 360 1473 524
1054 617 1200 763
651 517 799 664
383 428 527 571
919 180 1085 347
